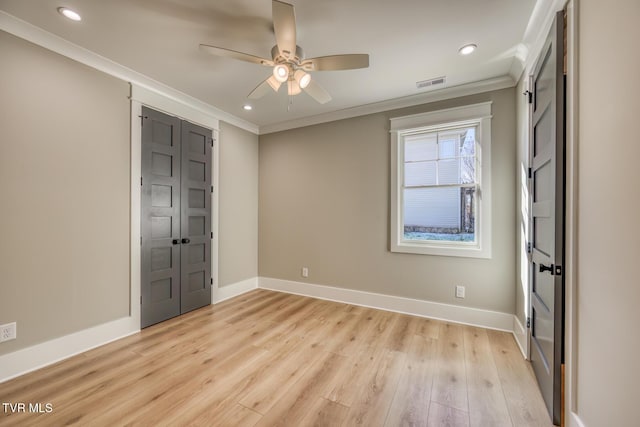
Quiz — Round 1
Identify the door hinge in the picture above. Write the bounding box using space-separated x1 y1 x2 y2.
210 138 214 147
140 295 142 305
526 317 531 328
526 242 532 254
139 115 148 127
524 90 532 104
140 177 143 186
211 232 213 239
140 236 142 246
527 167 532 179
210 278 213 285
211 185 214 193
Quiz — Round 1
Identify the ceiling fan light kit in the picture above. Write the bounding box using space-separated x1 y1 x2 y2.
200 0 369 105
273 64 290 83
294 69 311 89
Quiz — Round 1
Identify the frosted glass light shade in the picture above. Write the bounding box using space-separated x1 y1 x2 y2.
273 64 289 83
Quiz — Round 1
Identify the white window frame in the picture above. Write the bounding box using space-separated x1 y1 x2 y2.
390 102 492 258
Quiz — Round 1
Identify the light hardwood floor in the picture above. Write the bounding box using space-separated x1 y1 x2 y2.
0 290 552 426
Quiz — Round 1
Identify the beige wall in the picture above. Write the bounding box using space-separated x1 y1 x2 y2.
218 122 259 286
0 31 131 355
259 88 517 314
219 122 258 287
576 1 640 425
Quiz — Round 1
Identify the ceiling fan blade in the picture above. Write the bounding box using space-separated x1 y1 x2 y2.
199 44 274 67
302 54 370 71
248 76 281 99
304 79 332 104
272 0 297 58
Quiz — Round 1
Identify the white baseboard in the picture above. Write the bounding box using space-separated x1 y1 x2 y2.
570 412 586 427
1 277 515 383
214 277 258 303
512 315 528 358
0 277 258 384
258 277 514 332
0 316 139 383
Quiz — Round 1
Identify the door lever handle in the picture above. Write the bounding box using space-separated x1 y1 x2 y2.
539 263 554 274
181 238 190 244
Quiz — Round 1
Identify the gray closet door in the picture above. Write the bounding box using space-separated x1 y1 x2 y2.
141 107 182 328
141 107 213 328
180 121 212 313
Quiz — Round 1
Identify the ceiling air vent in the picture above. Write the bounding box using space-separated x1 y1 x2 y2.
416 76 446 89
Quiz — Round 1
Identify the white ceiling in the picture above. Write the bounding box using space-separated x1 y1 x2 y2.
0 0 539 131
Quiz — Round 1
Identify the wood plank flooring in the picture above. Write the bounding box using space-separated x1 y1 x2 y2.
0 290 551 426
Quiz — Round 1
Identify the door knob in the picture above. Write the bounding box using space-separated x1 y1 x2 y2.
181 238 190 244
539 263 554 274
172 239 180 245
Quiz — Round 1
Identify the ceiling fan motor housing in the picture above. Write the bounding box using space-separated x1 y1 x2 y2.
271 45 305 66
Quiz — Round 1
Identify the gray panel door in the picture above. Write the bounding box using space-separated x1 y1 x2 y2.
529 11 564 425
180 121 212 313
141 107 182 328
141 107 212 327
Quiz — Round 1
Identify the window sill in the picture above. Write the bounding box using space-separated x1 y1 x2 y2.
391 240 492 259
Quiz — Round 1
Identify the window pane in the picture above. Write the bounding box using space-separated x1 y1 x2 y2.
438 136 458 159
461 128 476 155
405 133 437 161
460 156 476 183
438 159 459 184
403 187 475 242
405 161 436 186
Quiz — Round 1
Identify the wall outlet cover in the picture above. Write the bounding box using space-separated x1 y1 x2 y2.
0 322 17 342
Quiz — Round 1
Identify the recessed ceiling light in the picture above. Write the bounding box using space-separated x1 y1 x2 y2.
243 105 253 111
459 44 477 55
58 7 82 21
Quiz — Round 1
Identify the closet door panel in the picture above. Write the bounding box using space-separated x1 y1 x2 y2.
141 107 181 328
180 121 212 314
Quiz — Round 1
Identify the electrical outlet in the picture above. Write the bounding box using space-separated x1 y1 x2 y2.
455 285 465 299
0 322 17 342
301 267 309 278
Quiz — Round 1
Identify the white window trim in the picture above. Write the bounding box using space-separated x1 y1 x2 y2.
390 102 492 258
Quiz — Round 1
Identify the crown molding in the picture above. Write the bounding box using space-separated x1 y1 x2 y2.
0 11 259 134
259 75 515 134
512 0 568 83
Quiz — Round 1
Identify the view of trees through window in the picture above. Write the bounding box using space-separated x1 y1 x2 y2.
403 126 478 243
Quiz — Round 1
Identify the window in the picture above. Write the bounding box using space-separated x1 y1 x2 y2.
390 102 492 258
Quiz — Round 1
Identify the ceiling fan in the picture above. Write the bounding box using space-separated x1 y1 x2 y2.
199 0 369 104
